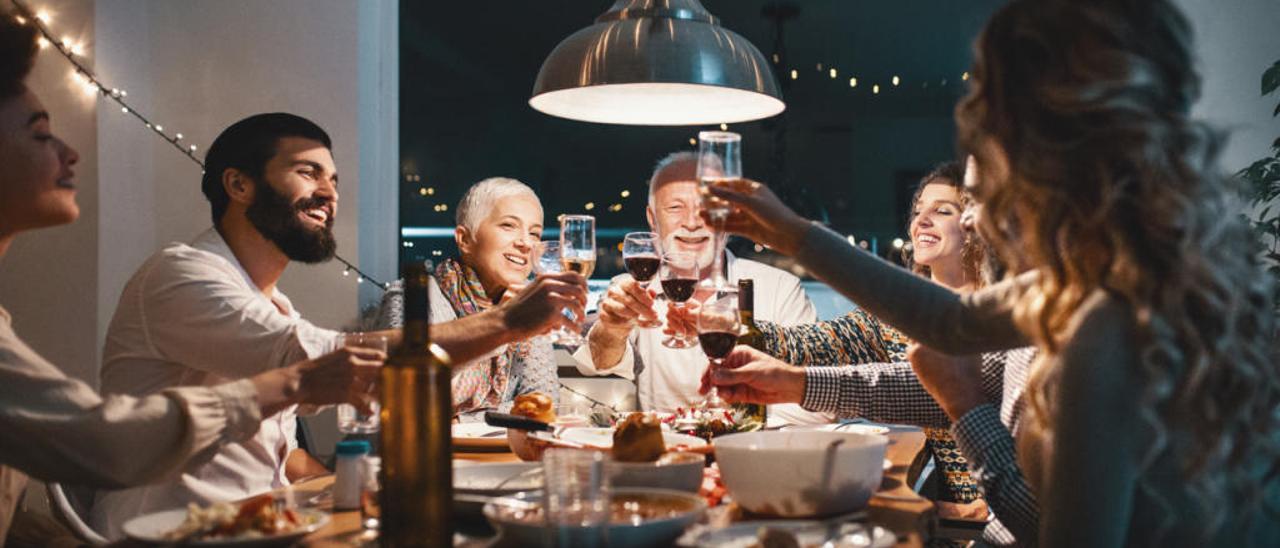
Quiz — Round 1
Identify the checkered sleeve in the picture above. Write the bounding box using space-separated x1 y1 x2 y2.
800 364 951 428
952 403 1039 547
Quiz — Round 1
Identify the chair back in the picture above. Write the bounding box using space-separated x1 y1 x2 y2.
46 482 107 545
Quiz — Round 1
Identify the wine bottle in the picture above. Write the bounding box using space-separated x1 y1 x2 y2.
734 278 768 427
380 263 454 547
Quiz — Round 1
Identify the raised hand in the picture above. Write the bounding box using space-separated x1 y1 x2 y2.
699 179 812 257
500 271 589 339
596 276 658 331
295 346 385 408
698 345 806 405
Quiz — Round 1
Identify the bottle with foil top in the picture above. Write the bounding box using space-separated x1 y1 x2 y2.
379 263 453 547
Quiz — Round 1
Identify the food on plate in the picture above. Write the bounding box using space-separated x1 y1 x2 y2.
164 494 315 540
670 407 763 440
612 413 667 463
508 392 555 461
699 464 728 508
511 392 555 422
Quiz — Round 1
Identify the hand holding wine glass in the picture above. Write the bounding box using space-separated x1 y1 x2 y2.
659 250 699 349
696 291 740 410
622 231 662 329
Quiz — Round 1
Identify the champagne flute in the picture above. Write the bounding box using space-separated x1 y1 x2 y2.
697 131 742 291
659 251 699 349
696 290 740 411
533 240 579 347
622 231 662 329
558 215 596 347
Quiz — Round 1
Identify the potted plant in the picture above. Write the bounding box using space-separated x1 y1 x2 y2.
1238 59 1280 312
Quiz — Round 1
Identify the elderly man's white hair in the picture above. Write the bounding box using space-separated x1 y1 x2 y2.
647 151 700 206
456 177 539 233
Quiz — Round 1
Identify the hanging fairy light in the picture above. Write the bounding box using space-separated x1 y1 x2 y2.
7 0 391 291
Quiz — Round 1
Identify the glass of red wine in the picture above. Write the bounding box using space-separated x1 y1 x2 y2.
696 290 740 410
622 232 662 329
659 250 699 349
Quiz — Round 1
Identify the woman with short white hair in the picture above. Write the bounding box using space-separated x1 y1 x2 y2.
377 177 586 417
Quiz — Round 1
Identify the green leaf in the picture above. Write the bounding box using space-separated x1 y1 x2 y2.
1265 60 1280 96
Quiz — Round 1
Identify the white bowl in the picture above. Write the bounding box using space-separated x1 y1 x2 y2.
713 431 888 518
607 451 705 493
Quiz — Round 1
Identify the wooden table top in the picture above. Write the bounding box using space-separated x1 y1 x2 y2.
297 428 934 547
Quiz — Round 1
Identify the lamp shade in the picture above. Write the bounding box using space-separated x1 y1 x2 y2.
530 0 785 126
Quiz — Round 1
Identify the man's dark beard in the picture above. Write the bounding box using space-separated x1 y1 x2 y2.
245 179 337 264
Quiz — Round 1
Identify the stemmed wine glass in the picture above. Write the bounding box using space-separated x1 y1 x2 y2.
696 290 740 411
659 251 699 349
533 240 581 347
559 215 596 347
697 131 742 292
622 232 662 329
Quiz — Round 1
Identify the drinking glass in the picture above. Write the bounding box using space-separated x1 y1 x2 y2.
543 448 610 548
697 131 742 292
557 215 596 347
659 251 699 349
622 231 662 329
533 240 581 347
336 332 388 434
696 290 740 411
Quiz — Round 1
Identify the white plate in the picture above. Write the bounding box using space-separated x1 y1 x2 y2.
781 422 892 436
558 427 708 449
454 462 543 495
452 422 509 449
694 520 894 548
122 508 328 547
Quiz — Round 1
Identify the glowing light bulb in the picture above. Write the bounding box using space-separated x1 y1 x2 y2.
829 68 837 79
892 76 900 86
35 11 51 23
849 77 857 88
790 69 798 80
873 84 880 94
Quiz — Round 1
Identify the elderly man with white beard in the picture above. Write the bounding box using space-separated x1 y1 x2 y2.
573 152 827 424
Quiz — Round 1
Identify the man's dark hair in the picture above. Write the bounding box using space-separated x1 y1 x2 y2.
0 12 38 101
201 113 332 224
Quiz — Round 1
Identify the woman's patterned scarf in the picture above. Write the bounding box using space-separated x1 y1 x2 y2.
434 258 532 413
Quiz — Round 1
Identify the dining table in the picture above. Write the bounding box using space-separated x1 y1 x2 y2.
291 427 936 547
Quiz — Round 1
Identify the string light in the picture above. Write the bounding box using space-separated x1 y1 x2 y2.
849 77 857 88
584 202 595 211
892 75 900 86
7 0 390 292
962 71 970 81
418 187 427 196
719 123 727 130
892 238 904 250
619 190 630 198
873 84 880 94
789 69 798 80
828 68 837 79
688 137 696 146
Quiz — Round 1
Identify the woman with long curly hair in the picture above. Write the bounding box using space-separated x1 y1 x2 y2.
698 0 1279 545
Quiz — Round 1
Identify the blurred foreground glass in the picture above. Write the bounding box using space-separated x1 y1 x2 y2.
543 448 610 547
336 332 387 434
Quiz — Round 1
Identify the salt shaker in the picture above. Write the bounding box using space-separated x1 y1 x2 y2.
333 440 370 510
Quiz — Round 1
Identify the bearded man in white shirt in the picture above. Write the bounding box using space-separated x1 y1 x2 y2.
573 152 828 424
87 113 581 539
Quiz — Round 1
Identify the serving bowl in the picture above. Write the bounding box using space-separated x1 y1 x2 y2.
714 430 888 518
483 488 705 548
607 451 705 493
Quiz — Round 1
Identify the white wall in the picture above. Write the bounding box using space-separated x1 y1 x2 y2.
1177 0 1280 173
0 0 398 385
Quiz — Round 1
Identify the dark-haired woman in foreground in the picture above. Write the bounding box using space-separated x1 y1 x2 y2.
703 0 1279 545
0 12 378 542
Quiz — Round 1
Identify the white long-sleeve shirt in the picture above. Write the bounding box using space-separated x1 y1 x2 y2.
573 252 827 424
0 304 262 543
89 228 339 539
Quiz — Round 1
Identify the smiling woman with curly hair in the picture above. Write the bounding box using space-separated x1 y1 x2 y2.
693 0 1279 545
